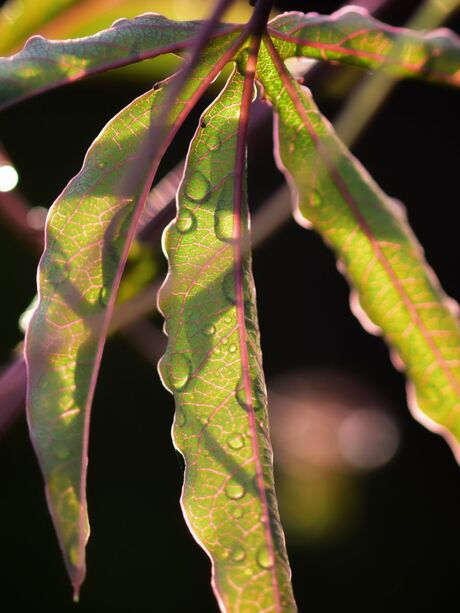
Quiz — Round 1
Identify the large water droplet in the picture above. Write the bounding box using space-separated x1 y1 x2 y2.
203 323 216 336
48 261 70 285
99 286 110 306
222 273 235 304
225 481 245 500
214 208 234 242
176 208 196 234
185 172 211 203
227 433 245 450
231 546 246 562
236 378 264 412
206 133 221 151
228 343 237 354
169 353 192 392
256 545 273 570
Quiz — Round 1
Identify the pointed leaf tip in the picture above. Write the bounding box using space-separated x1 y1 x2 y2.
159 67 296 612
25 29 242 594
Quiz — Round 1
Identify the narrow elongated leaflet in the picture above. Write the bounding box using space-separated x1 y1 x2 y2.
159 67 296 612
0 14 241 110
268 6 460 86
25 30 241 598
257 36 460 457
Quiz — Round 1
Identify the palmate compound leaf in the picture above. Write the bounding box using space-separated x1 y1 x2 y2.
268 6 460 87
158 67 296 612
257 35 460 459
24 29 242 598
0 14 241 111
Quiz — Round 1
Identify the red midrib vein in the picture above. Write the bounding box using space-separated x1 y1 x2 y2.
264 33 460 401
233 36 282 613
267 27 460 87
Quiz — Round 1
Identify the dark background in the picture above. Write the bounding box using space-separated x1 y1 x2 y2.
0 0 459 611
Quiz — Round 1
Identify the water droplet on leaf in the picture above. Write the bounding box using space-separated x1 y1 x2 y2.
236 378 264 412
222 273 235 304
256 545 273 569
227 433 244 450
176 208 196 234
185 172 211 203
99 286 110 306
203 323 216 336
169 353 191 392
231 546 246 562
214 208 234 242
225 482 245 500
228 343 237 354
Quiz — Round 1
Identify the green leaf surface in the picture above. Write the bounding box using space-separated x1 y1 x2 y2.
24 30 241 597
0 14 240 111
158 68 296 612
257 36 460 458
268 6 460 86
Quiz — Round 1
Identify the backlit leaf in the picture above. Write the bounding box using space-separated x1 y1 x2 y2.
0 14 240 111
158 68 296 612
24 30 242 598
257 35 460 458
269 6 460 86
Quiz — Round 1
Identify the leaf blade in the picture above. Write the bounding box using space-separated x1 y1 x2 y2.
0 14 240 110
158 68 296 612
268 6 460 86
24 30 242 597
258 35 460 458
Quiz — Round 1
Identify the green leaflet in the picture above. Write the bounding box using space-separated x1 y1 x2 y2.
25 30 241 598
158 69 296 612
257 37 460 457
268 6 460 86
0 15 238 110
